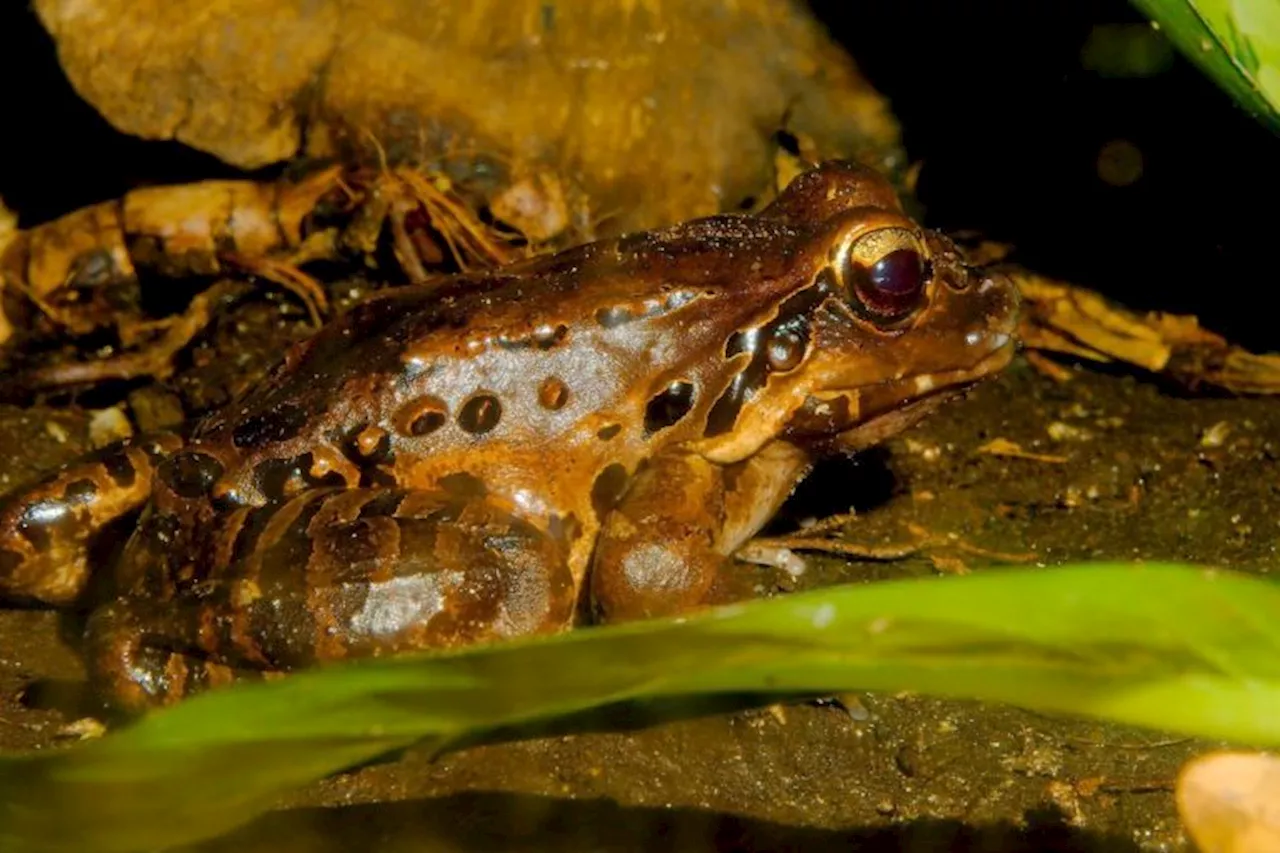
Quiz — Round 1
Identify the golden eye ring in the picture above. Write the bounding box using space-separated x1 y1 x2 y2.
831 225 931 324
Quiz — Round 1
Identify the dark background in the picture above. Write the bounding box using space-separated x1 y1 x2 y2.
823 0 1278 353
1 0 1276 351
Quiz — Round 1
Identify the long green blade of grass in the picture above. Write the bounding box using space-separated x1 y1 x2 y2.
1132 0 1280 131
2 562 1280 852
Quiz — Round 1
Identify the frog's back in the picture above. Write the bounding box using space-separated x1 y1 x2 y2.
191 214 811 506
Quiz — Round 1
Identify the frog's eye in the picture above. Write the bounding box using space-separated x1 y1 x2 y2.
835 227 929 323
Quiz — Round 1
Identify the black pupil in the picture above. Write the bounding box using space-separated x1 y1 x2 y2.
869 249 923 298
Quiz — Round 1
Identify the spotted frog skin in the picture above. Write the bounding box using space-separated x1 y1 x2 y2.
0 162 1018 713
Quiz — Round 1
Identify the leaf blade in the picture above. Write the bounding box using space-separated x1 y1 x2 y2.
2 562 1279 852
1132 0 1280 131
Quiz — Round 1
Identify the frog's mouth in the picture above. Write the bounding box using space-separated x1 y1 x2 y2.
832 390 964 453
791 343 1015 452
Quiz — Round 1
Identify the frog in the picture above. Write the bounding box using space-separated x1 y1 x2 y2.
0 161 1019 714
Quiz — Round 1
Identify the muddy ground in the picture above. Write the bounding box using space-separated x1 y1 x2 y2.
0 313 1274 851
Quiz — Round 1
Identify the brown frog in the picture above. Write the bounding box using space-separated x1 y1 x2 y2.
0 162 1018 714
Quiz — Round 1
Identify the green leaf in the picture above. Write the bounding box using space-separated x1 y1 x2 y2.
1131 0 1280 132
3 562 1280 852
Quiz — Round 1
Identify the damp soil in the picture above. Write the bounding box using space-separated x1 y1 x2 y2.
0 323 1276 851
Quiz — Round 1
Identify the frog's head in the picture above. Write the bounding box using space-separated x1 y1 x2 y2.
694 161 1020 461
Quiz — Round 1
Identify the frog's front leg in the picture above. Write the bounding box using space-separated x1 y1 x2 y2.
591 441 811 623
0 433 183 606
86 486 576 713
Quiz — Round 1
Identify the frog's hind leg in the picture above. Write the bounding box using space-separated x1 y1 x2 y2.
86 487 576 713
0 433 182 606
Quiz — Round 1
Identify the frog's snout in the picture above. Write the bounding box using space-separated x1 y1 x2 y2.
982 270 1022 328
960 269 1021 361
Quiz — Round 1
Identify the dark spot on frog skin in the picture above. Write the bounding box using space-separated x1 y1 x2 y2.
255 453 345 500
644 380 695 435
158 453 226 499
705 287 821 437
590 463 631 522
458 394 502 435
396 397 448 437
704 365 762 439
596 423 621 440
724 328 754 359
102 448 138 489
595 306 633 328
538 377 570 410
62 479 98 504
255 457 308 500
412 411 446 435
598 294 694 331
232 402 310 449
